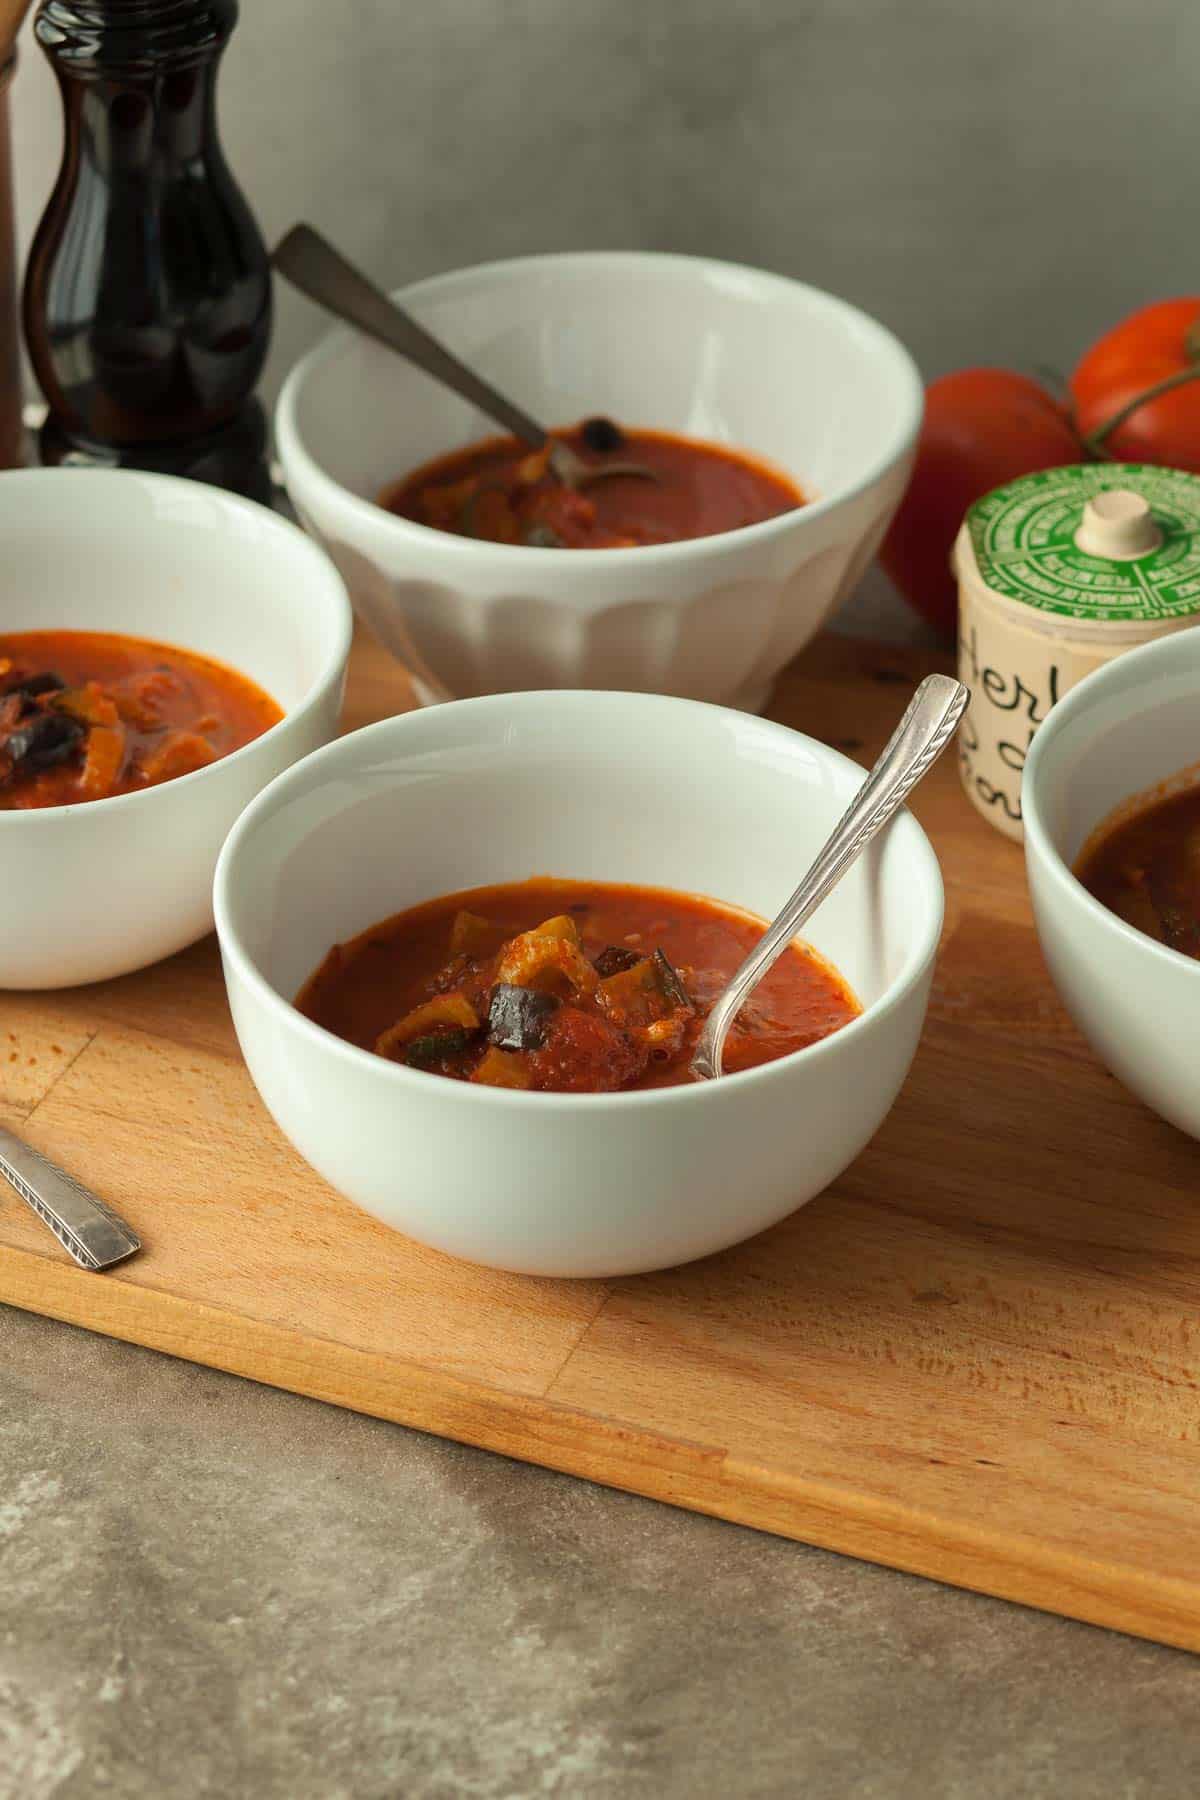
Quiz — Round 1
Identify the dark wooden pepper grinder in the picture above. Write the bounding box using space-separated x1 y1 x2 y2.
23 0 272 500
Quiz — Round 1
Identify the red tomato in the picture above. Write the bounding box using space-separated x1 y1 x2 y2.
1070 298 1200 472
880 368 1081 637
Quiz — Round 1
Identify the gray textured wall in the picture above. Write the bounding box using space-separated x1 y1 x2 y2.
9 0 1195 409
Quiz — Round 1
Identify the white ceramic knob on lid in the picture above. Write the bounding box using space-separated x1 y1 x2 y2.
1074 488 1163 560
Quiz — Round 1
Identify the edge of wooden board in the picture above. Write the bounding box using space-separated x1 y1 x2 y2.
7 1242 1200 1655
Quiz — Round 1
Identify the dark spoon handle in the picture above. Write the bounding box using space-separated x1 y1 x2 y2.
273 224 548 452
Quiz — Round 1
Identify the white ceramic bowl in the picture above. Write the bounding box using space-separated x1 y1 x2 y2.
276 251 922 712
214 690 943 1277
0 468 352 989
1024 626 1200 1138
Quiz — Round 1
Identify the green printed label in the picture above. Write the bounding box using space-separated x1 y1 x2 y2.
966 463 1200 622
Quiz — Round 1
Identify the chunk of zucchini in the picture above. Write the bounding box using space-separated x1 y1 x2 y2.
531 914 580 944
375 991 479 1059
597 958 657 1016
471 1046 533 1090
449 910 493 956
495 926 597 994
400 1028 477 1070
598 949 693 1025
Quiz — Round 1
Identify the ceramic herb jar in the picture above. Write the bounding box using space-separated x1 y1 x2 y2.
954 462 1200 843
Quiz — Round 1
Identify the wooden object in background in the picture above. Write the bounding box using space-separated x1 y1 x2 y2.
0 45 21 468
3 630 1200 1652
0 0 35 47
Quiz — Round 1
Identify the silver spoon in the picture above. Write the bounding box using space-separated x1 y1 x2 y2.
0 1122 140 1269
272 224 657 497
691 673 969 1081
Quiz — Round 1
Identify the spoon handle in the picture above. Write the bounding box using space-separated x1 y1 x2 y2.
0 1123 140 1270
690 673 969 1081
273 224 549 451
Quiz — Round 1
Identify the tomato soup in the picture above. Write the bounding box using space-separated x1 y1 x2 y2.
1076 780 1200 956
381 420 803 550
298 878 859 1095
0 630 281 809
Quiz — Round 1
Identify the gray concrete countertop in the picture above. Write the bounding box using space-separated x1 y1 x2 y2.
7 1309 1200 1800
5 580 1200 1800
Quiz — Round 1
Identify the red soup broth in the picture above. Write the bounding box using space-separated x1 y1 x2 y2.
0 629 281 809
1076 778 1200 956
381 422 804 551
298 878 860 1096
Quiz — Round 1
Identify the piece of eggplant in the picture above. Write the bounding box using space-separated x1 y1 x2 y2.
3 710 85 776
3 671 66 706
487 983 560 1051
593 945 642 978
580 416 626 453
652 949 692 1011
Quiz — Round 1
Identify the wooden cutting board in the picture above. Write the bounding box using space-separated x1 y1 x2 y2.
4 628 1200 1653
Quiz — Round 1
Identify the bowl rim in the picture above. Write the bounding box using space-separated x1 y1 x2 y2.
275 248 924 570
214 687 945 1112
0 466 354 827
1023 624 1200 978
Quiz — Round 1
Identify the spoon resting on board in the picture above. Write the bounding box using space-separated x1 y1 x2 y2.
271 224 657 494
0 1122 140 1269
690 673 970 1082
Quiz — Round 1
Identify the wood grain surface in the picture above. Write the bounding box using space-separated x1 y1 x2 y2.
4 629 1200 1652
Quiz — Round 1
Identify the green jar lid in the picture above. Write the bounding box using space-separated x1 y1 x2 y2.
965 463 1200 624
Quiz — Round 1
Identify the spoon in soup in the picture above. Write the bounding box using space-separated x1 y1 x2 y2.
272 225 658 500
691 672 970 1081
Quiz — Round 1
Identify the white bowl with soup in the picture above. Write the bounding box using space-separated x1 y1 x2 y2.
214 689 943 1277
0 469 351 988
275 251 922 711
1024 625 1200 1139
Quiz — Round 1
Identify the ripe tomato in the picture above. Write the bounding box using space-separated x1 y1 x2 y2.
880 368 1081 637
1070 298 1200 471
